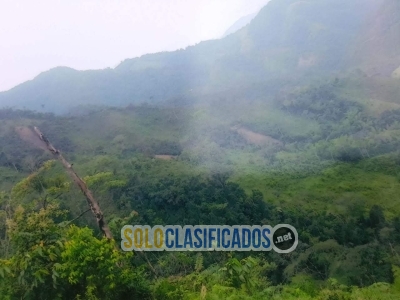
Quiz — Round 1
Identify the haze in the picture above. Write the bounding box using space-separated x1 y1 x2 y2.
0 0 269 92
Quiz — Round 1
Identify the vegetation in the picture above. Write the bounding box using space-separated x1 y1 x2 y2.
0 0 399 298
1 82 400 298
0 0 397 113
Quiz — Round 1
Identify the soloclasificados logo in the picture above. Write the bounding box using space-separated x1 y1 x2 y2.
121 225 298 253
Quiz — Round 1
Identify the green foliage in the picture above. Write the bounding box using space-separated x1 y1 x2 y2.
0 1 399 298
58 226 150 299
1 203 67 299
0 205 151 299
0 173 151 299
218 256 270 291
0 16 399 298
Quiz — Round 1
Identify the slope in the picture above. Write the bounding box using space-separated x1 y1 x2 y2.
0 0 396 113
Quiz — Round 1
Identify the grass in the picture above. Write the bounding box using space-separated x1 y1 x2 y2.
232 158 400 218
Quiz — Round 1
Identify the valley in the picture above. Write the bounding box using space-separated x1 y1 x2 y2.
1 0 400 299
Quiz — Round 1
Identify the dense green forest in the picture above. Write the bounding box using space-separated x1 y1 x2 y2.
1 0 400 298
1 72 400 299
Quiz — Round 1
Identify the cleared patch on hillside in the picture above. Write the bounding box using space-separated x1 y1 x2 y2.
15 126 47 151
392 65 400 78
154 155 177 160
298 55 318 68
233 127 283 146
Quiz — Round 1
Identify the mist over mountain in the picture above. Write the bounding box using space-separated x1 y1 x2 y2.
0 0 398 113
3 1 400 297
222 12 257 37
351 0 400 76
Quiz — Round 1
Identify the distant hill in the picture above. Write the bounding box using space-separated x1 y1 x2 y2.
0 0 398 113
222 12 257 37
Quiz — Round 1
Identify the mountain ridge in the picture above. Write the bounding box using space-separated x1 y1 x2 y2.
0 0 398 113
222 12 257 38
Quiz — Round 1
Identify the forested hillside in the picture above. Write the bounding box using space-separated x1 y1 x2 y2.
1 0 400 299
0 0 398 113
1 73 400 298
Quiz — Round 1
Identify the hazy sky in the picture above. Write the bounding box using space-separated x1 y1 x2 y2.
0 0 270 92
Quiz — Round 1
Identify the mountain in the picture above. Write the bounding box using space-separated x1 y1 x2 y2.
350 0 400 76
3 1 400 296
222 12 257 37
0 0 398 113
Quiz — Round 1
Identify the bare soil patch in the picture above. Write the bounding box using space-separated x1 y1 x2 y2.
234 127 283 146
15 126 48 150
154 155 177 160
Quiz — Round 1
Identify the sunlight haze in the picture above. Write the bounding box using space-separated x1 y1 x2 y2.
0 0 269 92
